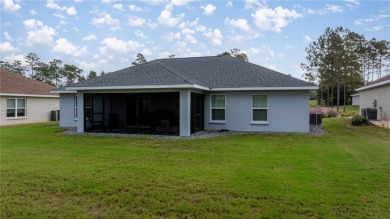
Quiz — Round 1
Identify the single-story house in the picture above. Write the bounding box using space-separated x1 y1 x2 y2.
351 93 360 105
356 74 390 120
0 68 59 125
53 56 318 136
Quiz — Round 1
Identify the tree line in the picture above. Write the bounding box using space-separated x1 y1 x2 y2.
301 27 390 111
0 53 102 87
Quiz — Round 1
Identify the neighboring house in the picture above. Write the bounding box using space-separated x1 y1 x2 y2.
356 74 390 120
53 56 318 136
0 69 59 126
351 93 360 105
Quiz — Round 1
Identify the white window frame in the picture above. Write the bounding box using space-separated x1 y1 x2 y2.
251 94 268 124
6 98 27 119
74 95 78 120
210 94 226 123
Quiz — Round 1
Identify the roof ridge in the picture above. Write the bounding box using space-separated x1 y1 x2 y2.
156 55 220 61
154 60 196 85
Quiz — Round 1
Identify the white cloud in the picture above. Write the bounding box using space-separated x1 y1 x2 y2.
190 18 206 32
129 4 143 12
203 28 223 46
304 35 312 42
92 12 119 26
128 16 145 27
82 34 97 41
0 41 16 53
23 19 56 46
72 27 79 32
171 0 192 7
243 0 263 10
45 0 77 16
345 0 360 8
2 55 26 66
45 0 66 10
29 9 37 15
110 25 121 31
53 13 66 20
306 8 327 15
52 38 88 57
250 47 260 54
366 25 383 31
66 6 77 15
326 4 343 13
225 18 254 33
157 9 184 27
3 31 13 41
101 0 111 4
1 0 21 13
140 48 152 56
185 34 197 44
164 32 181 41
147 21 158 29
139 0 166 6
134 30 146 39
182 27 195 35
99 37 142 55
226 1 233 8
252 7 302 32
112 4 124 11
200 4 216 16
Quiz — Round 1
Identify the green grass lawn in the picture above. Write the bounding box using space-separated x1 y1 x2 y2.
309 99 318 107
1 119 390 218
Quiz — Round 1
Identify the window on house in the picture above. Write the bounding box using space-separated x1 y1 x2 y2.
74 95 78 119
252 95 267 122
211 94 225 122
6 98 26 118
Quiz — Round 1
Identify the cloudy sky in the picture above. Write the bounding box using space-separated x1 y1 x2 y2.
1 0 389 79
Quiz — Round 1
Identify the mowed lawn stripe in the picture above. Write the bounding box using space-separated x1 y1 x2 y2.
1 118 389 218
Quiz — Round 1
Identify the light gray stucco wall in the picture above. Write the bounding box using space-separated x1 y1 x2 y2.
352 95 360 105
59 93 77 127
359 85 390 120
204 91 310 133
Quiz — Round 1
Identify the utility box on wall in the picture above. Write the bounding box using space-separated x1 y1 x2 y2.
361 108 377 120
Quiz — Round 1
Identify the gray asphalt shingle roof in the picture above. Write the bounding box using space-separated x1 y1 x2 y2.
68 56 315 89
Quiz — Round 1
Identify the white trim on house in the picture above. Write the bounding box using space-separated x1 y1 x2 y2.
50 90 77 94
6 98 27 119
65 84 210 91
210 94 226 123
60 85 318 92
210 86 319 91
251 94 268 124
0 93 59 98
356 80 390 91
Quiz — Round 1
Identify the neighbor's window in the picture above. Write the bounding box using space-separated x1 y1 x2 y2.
252 95 267 122
74 95 78 119
211 94 226 122
6 98 26 118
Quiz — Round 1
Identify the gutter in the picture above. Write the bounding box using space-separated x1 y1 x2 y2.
356 80 390 91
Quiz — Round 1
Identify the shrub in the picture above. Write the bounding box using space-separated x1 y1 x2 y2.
352 115 368 126
309 107 339 118
341 111 358 118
